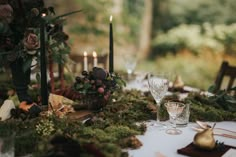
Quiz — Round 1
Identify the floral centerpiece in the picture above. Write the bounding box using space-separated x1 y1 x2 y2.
56 67 126 111
0 0 81 109
0 0 77 70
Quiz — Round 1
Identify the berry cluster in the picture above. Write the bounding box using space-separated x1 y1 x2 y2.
73 67 124 100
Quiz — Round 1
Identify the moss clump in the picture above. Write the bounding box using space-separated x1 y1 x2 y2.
184 92 236 122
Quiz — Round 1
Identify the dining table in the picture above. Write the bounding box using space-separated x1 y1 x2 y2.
125 74 236 157
128 121 236 157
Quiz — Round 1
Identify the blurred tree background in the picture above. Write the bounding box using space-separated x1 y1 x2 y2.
1 0 236 90
38 0 236 90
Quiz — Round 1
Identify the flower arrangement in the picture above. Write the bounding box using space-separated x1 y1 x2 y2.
74 67 125 96
1 0 42 66
73 67 126 110
56 67 126 110
0 0 80 71
0 0 81 103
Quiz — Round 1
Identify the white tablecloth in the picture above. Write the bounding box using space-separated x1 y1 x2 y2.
128 121 236 157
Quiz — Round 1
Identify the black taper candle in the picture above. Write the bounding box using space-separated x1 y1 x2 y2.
40 16 48 105
109 15 114 73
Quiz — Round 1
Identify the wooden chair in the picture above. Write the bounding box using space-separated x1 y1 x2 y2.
214 61 236 93
69 53 108 73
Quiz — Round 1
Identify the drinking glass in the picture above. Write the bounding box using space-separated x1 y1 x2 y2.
165 102 185 135
125 59 136 75
124 54 137 76
147 73 170 128
170 103 190 127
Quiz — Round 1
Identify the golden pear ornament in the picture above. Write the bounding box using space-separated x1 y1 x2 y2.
173 75 184 89
193 126 216 150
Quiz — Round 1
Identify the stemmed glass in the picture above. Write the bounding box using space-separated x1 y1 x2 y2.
124 54 137 80
125 58 136 75
147 73 170 128
165 102 185 135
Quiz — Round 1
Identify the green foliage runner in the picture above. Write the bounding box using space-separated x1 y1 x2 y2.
0 89 235 157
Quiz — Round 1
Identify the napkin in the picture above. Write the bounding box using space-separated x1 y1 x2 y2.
177 142 236 157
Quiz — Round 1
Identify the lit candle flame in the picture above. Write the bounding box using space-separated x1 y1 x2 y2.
41 13 46 17
110 15 113 22
84 51 87 56
93 51 97 57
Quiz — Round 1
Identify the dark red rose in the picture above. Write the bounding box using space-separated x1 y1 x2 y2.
23 32 40 51
0 3 13 23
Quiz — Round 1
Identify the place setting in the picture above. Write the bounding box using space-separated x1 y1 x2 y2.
177 121 236 157
128 69 236 157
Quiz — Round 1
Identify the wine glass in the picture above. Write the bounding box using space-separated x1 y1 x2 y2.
125 59 136 75
123 54 137 80
165 102 185 135
147 73 170 128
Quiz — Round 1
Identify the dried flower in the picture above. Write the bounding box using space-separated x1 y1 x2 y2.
31 8 40 16
23 31 40 55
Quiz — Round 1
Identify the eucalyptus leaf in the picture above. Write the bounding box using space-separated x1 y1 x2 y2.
226 99 236 104
45 10 82 24
53 10 83 21
36 73 41 83
23 57 33 73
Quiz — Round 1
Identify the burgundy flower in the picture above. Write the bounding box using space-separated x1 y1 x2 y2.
31 8 40 16
0 3 13 23
23 32 40 51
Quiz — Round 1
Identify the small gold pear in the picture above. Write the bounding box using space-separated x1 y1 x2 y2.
193 128 216 150
173 75 184 89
